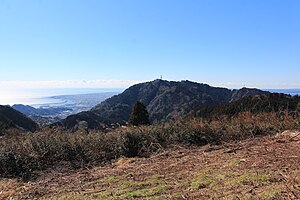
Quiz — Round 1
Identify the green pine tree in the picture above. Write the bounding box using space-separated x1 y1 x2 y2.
128 101 150 126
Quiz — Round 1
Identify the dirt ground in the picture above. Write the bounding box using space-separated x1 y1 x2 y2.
0 130 299 200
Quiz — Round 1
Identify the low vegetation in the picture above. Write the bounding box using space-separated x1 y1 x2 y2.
1 129 299 199
1 111 299 180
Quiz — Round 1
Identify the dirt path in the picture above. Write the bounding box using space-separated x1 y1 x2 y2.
1 131 299 199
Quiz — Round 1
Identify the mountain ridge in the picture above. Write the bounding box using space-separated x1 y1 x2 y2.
59 79 269 129
0 105 38 134
195 92 300 119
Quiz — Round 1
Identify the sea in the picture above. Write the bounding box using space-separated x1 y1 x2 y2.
0 88 124 107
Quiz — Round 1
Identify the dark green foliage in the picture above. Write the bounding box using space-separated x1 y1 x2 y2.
128 101 150 126
0 153 19 177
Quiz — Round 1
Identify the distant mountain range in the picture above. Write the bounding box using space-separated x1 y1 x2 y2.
0 105 37 134
11 92 118 126
11 104 69 126
59 79 269 129
12 104 72 117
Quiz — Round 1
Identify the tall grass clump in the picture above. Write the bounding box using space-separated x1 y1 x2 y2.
0 111 299 179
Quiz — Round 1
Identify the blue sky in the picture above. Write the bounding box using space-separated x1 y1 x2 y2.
0 0 299 89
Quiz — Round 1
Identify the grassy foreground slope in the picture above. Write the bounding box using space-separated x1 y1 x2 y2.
1 112 299 180
0 130 299 199
0 110 299 199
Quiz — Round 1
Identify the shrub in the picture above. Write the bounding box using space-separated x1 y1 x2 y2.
0 112 299 179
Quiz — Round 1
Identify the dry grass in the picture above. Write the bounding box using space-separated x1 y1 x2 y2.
0 112 299 180
0 130 299 199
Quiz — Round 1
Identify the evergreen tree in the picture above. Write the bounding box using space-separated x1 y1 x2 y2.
129 101 150 126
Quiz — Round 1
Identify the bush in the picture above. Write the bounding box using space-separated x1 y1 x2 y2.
0 112 299 180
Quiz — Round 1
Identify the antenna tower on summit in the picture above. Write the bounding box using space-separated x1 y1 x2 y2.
160 75 163 80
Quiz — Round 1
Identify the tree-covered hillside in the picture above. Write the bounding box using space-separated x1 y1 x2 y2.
60 79 268 129
0 105 38 134
195 93 300 119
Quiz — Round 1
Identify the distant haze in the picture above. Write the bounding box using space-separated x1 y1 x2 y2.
0 88 123 105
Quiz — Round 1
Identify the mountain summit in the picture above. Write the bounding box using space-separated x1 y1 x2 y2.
60 79 268 129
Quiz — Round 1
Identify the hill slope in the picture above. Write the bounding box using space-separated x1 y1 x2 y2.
12 104 71 117
60 79 268 129
0 105 38 133
1 131 299 199
195 93 300 119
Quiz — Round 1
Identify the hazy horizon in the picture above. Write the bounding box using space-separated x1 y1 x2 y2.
0 87 124 106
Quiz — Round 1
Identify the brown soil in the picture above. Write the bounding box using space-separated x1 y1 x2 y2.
1 131 299 200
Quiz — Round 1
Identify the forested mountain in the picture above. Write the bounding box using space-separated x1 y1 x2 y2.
195 93 300 119
60 79 269 129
